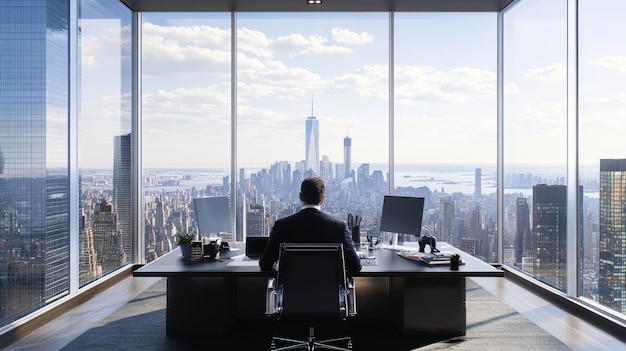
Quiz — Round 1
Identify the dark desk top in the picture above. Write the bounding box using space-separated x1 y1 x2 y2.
133 242 502 278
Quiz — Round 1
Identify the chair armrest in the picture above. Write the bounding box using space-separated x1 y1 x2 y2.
265 278 278 316
347 277 357 316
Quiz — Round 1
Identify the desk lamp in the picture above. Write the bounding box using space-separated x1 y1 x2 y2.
193 196 232 257
379 195 425 251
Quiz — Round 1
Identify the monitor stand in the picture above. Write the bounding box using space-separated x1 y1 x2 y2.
382 233 413 251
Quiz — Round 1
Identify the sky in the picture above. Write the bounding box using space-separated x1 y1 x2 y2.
76 0 626 173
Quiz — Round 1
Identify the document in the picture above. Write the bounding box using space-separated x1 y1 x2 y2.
397 251 464 266
227 254 260 267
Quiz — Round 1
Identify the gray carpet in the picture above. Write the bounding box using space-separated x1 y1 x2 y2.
61 279 571 351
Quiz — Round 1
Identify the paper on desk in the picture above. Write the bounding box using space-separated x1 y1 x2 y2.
227 254 260 267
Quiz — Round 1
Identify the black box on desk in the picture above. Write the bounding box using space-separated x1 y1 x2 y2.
190 241 203 261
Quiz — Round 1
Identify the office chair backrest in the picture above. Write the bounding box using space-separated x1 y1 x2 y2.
277 243 348 322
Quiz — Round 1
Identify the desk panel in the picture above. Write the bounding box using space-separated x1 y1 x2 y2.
134 242 502 336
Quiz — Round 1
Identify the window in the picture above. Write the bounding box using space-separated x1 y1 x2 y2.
394 13 497 260
78 0 133 283
141 13 231 261
503 0 568 291
235 13 388 240
579 0 626 315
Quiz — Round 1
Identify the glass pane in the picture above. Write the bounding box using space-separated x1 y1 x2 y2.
236 13 389 241
503 0 568 291
394 13 497 260
579 0 626 316
78 0 133 283
141 13 231 261
0 0 70 327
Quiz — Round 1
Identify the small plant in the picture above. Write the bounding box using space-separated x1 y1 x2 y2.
175 230 197 246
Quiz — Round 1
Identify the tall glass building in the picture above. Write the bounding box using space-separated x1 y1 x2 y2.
305 116 320 175
0 0 70 325
599 159 626 314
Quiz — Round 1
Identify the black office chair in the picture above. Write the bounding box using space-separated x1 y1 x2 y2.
265 243 357 351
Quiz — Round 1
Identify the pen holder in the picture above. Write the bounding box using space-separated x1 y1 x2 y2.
450 254 460 270
350 226 360 245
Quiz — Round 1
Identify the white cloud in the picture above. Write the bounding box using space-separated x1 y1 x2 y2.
587 56 626 74
237 55 324 90
330 65 388 99
524 61 566 82
142 23 231 76
331 27 374 45
272 33 352 56
395 65 496 105
237 27 275 59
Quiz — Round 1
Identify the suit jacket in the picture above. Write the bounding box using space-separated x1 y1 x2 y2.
259 208 362 272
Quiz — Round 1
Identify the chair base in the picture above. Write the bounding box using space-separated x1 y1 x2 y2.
271 327 352 351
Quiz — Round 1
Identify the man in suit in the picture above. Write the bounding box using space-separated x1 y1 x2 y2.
259 177 362 272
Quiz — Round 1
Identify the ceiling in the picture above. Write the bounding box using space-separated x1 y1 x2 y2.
119 0 518 12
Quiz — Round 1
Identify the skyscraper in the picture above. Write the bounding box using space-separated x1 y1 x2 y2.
438 197 455 244
91 200 125 273
533 184 567 290
344 136 352 179
305 116 319 175
599 159 626 314
0 0 70 326
247 203 267 236
113 133 132 263
474 168 482 197
514 197 531 265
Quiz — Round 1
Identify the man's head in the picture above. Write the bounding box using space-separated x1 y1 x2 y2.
300 177 326 206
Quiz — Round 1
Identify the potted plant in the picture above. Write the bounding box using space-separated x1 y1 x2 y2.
175 230 197 258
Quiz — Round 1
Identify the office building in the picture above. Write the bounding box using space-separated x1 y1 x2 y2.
246 203 267 237
79 208 100 284
320 155 332 182
1 1 626 350
599 159 626 314
461 237 478 256
357 163 370 192
514 197 531 265
344 136 352 179
475 168 482 197
91 200 125 274
0 0 70 325
305 116 319 175
533 184 567 291
113 133 132 263
438 197 455 245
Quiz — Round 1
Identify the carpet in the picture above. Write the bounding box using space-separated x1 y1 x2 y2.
61 278 571 351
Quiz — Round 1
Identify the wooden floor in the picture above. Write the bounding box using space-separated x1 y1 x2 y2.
3 273 626 351
471 275 626 351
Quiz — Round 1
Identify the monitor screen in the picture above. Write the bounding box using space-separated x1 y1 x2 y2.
379 195 425 236
193 196 232 236
245 236 269 258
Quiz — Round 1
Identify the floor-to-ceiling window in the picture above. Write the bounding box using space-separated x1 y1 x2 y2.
77 0 133 284
141 13 231 262
503 0 568 291
394 13 497 261
235 13 389 241
579 0 626 316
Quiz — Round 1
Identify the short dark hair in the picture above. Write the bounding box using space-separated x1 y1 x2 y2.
300 177 325 205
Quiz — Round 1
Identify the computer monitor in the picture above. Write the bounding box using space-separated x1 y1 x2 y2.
193 196 232 240
379 195 425 250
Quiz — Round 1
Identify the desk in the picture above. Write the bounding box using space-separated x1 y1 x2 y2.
133 242 502 336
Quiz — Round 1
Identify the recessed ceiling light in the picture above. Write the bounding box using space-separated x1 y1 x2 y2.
307 0 322 4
